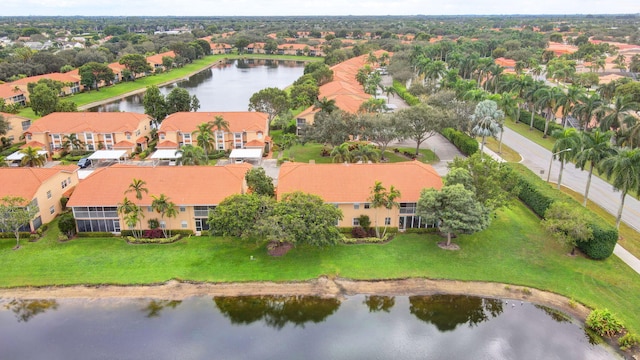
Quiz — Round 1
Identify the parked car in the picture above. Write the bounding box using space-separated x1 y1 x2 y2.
78 158 92 168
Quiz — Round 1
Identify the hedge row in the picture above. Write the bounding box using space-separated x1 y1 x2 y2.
507 163 618 259
392 80 420 106
0 232 32 239
441 128 479 156
338 227 398 235
120 229 194 237
518 110 563 135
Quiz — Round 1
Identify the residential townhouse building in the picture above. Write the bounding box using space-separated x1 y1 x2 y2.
0 83 28 107
0 112 31 144
66 164 251 234
277 161 443 231
158 112 270 152
146 51 176 73
24 112 152 155
0 166 80 231
10 72 82 98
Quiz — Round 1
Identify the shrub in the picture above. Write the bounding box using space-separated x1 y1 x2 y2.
147 218 160 230
357 215 371 230
351 226 368 238
618 333 639 351
57 233 69 242
0 232 31 238
518 110 563 134
76 232 115 238
507 163 618 259
404 227 437 234
585 309 624 338
341 233 392 244
125 234 181 244
143 229 164 239
392 80 420 106
58 212 76 237
441 128 479 156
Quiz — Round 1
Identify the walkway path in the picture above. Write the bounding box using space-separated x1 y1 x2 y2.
500 126 640 275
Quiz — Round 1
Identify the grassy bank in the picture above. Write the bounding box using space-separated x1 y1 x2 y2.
1 200 639 333
18 53 322 118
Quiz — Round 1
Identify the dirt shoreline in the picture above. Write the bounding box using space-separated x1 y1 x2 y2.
0 277 590 321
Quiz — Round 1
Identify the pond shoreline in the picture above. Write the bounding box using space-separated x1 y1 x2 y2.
77 60 226 111
0 277 590 321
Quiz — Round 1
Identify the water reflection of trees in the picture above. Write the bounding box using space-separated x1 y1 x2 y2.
534 305 571 323
4 299 59 323
141 300 182 318
409 295 503 331
363 296 395 313
214 295 340 330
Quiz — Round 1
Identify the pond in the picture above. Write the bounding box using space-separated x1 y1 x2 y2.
88 59 306 113
0 295 621 359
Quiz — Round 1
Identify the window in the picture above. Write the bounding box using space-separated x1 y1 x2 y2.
46 190 52 199
257 132 263 139
399 203 417 214
364 203 370 209
353 203 360 210
136 130 141 136
385 217 391 226
147 206 153 212
61 179 68 189
352 218 360 226
160 221 166 229
21 120 31 131
181 221 188 228
49 206 55 215
159 133 165 140
126 133 131 140
180 206 186 212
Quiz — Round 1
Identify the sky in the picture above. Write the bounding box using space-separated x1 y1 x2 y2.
2 0 639 17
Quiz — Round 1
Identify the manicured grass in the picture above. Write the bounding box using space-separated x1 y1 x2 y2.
2 201 640 333
384 147 439 164
505 120 556 151
17 107 38 120
286 143 438 165
481 137 522 163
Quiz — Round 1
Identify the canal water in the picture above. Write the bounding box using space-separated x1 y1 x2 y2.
89 59 305 113
0 295 621 359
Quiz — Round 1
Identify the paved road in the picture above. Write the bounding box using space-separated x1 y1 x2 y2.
501 127 640 274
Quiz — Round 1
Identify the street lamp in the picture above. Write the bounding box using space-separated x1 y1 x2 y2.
547 148 572 182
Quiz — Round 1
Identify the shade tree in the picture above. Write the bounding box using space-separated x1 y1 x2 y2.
0 196 39 249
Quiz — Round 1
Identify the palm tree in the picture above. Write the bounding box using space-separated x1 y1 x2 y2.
424 60 446 88
599 147 640 228
573 93 604 131
193 122 215 157
381 86 397 103
330 142 351 163
368 181 401 239
613 54 627 72
62 133 85 152
19 146 46 167
575 130 616 206
551 128 580 190
151 194 176 238
351 144 381 163
535 86 563 137
470 100 504 154
125 178 149 200
508 74 534 124
164 205 178 238
118 197 143 239
212 115 230 132
524 81 546 130
175 145 208 165
313 97 338 114
599 96 638 132
497 92 520 152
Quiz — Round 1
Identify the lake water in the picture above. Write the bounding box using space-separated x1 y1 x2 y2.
89 59 306 113
0 295 621 360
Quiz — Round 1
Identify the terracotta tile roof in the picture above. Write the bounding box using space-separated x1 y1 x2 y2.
277 161 442 203
156 140 179 149
21 141 47 149
146 51 175 65
494 57 516 68
0 84 25 99
113 140 135 148
26 112 151 134
10 72 81 86
0 167 76 204
546 42 578 55
67 164 251 207
160 112 269 133
136 136 147 143
245 139 264 147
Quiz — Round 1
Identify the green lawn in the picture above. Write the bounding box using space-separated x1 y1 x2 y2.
285 143 438 164
2 201 639 334
505 120 556 151
480 137 522 163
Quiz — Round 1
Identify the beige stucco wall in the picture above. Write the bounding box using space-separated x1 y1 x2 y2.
3 115 30 143
31 170 79 228
337 203 401 228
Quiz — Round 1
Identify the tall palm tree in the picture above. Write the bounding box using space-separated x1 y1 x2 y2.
524 81 546 130
118 197 143 239
381 85 397 103
193 122 215 157
535 86 564 137
212 115 230 132
425 60 446 88
599 147 640 228
125 178 149 200
470 100 504 154
19 146 46 167
151 194 176 238
573 93 604 131
497 92 520 152
62 133 85 152
508 74 533 124
575 130 616 206
368 181 401 239
175 145 208 165
164 205 178 238
551 128 580 190
599 96 638 132
330 142 351 163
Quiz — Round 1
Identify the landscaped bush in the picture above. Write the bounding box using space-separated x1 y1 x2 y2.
341 233 392 244
507 163 618 259
0 232 31 239
586 309 624 338
441 128 479 156
76 232 115 238
618 332 640 351
392 80 420 106
0 143 24 157
125 234 181 244
404 227 437 234
208 150 227 160
351 226 369 238
518 110 563 134
143 229 164 239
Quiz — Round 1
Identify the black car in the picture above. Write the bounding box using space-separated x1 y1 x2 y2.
77 158 92 168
